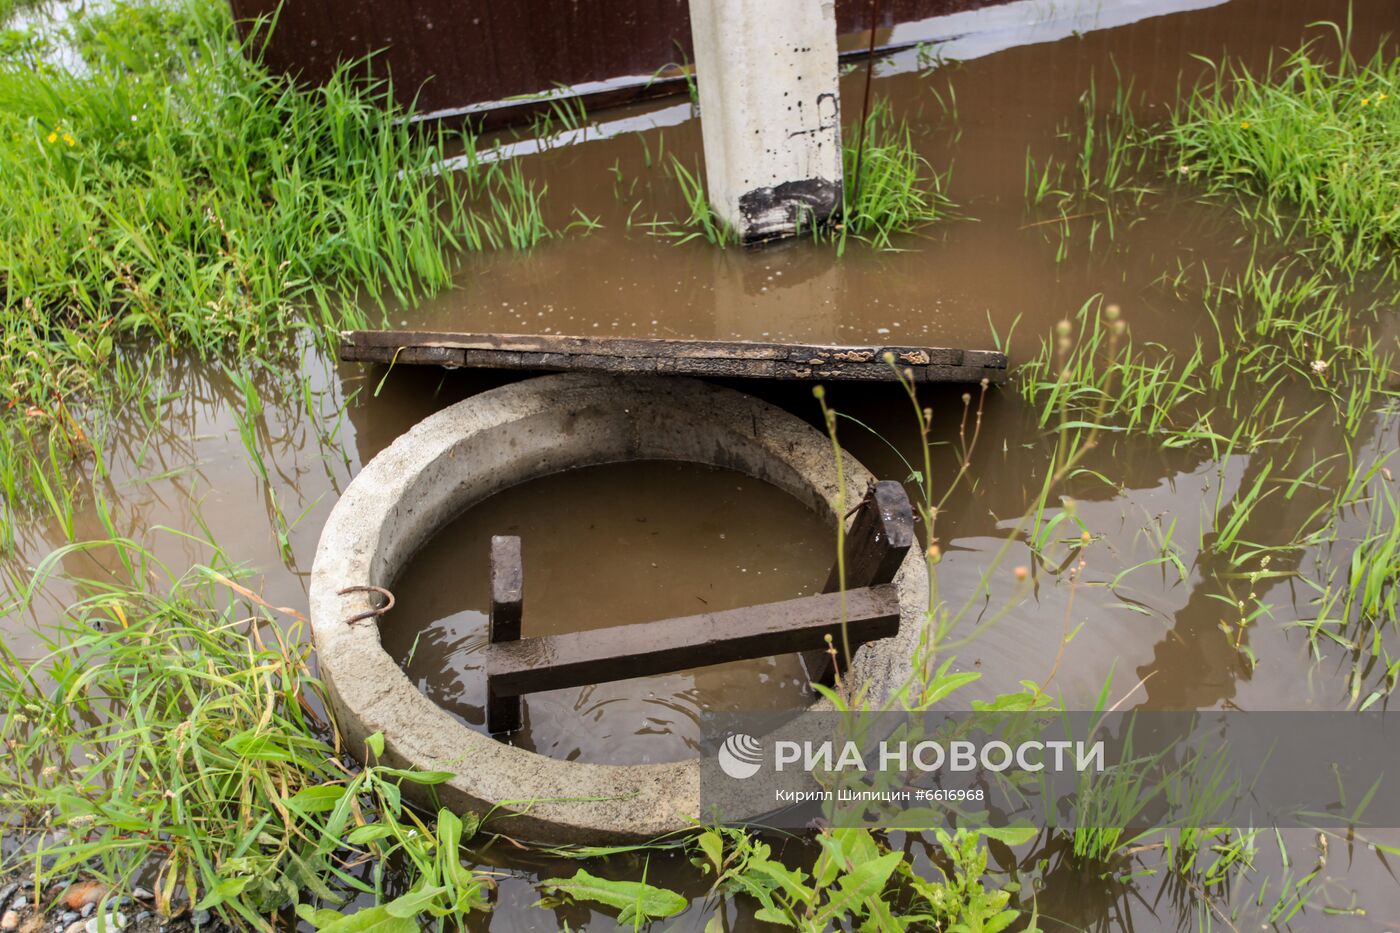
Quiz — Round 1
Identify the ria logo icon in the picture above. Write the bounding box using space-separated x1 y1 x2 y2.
718 732 764 779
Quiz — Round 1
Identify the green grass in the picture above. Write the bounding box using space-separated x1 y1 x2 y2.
1302 482 1400 707
0 541 495 929
0 0 40 27
1023 71 1155 262
657 98 950 250
1022 269 1395 456
1166 27 1400 275
0 0 558 553
1025 72 1152 211
0 537 1045 931
1019 277 1396 689
0 0 549 416
1021 297 1210 442
836 100 952 252
1025 35 1399 273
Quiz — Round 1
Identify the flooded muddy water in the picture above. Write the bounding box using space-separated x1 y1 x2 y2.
5 0 1400 928
401 0 1400 352
379 460 832 764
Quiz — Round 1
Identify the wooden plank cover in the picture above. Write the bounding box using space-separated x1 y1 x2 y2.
339 330 1008 383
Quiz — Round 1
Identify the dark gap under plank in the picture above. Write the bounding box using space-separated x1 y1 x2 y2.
339 330 1008 383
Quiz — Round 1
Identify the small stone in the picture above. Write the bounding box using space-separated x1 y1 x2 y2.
78 908 93 920
10 901 25 911
2 910 19 931
189 910 209 927
129 892 151 904
59 915 78 926
64 922 86 933
0 885 17 910
132 915 149 925
83 913 124 933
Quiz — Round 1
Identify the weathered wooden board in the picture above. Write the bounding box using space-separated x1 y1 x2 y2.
339 330 1008 383
487 535 525 734
804 479 915 685
485 584 901 701
482 483 914 733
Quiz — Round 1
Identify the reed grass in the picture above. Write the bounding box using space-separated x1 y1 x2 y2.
0 0 549 416
835 99 952 252
1021 297 1209 441
0 541 495 930
1166 26 1400 276
656 98 950 250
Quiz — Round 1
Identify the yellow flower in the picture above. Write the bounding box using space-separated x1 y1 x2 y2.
1362 98 1370 106
45 131 57 143
1379 93 1389 102
62 132 75 146
1240 121 1250 129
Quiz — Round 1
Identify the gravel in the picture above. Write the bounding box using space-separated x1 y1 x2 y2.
84 911 126 933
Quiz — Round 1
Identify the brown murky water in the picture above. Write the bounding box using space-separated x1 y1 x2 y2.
5 0 1400 928
379 460 832 764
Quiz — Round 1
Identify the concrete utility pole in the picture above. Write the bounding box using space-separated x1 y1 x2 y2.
687 0 843 245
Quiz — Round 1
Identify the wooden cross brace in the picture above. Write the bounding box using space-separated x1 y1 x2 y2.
484 480 915 735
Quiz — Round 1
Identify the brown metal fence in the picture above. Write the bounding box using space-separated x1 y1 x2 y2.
227 0 1003 124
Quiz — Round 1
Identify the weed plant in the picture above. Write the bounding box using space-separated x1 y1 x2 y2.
1024 73 1154 261
1023 276 1395 457
0 0 550 416
0 539 1044 929
0 541 495 929
1021 281 1397 686
1167 26 1400 276
657 99 950 251
1026 31 1399 275
835 100 952 252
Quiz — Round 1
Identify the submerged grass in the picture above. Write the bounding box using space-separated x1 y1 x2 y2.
656 98 951 250
1023 266 1395 456
1167 25 1400 276
1020 272 1397 692
835 100 952 252
1025 30 1399 275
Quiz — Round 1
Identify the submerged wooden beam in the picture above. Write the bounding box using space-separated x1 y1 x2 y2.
339 330 1008 383
484 584 900 703
479 484 913 734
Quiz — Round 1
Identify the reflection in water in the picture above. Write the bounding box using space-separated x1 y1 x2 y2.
2 0 1399 925
379 461 834 764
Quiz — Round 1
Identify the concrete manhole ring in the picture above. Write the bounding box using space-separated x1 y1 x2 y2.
309 373 928 843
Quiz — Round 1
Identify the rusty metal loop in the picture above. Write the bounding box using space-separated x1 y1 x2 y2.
336 585 396 624
843 480 878 519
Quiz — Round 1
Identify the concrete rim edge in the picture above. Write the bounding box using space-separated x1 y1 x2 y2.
309 373 927 843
